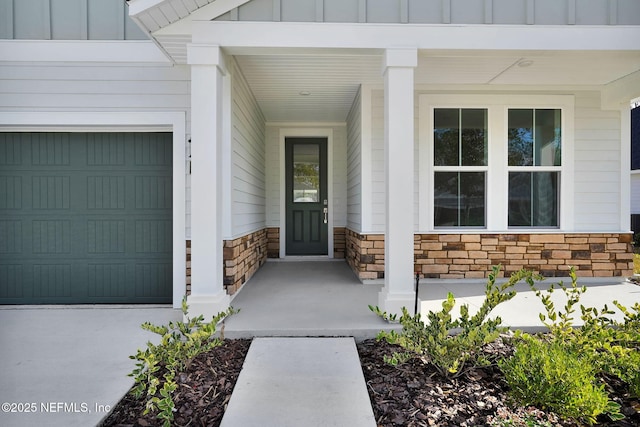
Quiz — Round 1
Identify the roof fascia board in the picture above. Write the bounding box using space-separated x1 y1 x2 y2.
154 0 252 36
602 69 640 110
192 21 640 52
127 0 169 16
0 40 171 63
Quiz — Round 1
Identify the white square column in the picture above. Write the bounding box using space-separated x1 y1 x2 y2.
378 48 418 316
187 44 230 319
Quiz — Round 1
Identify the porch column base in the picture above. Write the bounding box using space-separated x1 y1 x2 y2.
378 289 415 318
185 293 231 322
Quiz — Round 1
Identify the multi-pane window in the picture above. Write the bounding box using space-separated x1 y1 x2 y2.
433 108 487 227
507 109 561 227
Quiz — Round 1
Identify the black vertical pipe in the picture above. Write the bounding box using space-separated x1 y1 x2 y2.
414 272 420 316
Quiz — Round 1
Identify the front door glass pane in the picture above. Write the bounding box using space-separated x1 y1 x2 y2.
292 144 320 203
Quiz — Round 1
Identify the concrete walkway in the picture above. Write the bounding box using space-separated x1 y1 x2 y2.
0 305 181 427
220 337 376 427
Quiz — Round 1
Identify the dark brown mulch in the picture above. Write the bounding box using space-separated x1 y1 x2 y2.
101 337 640 427
100 339 251 427
357 338 640 427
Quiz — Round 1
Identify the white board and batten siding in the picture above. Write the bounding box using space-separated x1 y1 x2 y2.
215 0 640 25
0 0 147 40
229 57 267 239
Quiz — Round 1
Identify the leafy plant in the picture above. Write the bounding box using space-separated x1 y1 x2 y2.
370 266 540 377
498 335 620 425
530 269 640 397
129 298 237 426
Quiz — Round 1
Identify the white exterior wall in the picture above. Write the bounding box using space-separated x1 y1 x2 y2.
365 89 626 233
229 58 267 238
264 123 348 229
632 172 640 215
371 89 385 233
574 91 622 231
346 86 362 232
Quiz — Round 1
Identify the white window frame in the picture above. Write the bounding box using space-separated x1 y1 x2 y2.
432 107 489 229
419 94 574 233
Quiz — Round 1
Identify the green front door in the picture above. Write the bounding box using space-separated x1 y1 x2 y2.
285 138 328 255
0 132 173 304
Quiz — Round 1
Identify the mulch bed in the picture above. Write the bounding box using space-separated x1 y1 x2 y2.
101 337 640 427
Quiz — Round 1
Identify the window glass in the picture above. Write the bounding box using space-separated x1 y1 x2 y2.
434 108 487 166
508 172 559 227
434 171 485 227
292 144 320 203
509 109 561 167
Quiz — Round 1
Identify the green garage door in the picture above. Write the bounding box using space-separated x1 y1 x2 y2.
0 132 173 304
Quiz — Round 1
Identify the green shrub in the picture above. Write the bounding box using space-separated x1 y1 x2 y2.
129 298 237 426
370 266 540 377
498 335 616 425
531 269 640 397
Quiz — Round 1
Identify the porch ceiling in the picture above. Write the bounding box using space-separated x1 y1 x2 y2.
233 49 640 122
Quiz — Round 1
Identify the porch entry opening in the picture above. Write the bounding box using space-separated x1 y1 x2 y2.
285 138 328 255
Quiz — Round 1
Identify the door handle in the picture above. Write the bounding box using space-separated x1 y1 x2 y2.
323 207 328 224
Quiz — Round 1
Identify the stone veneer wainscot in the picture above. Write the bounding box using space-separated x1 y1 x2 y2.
346 230 634 280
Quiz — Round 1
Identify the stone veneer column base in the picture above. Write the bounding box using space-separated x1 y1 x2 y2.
266 227 280 258
345 230 634 280
346 229 385 280
334 227 346 259
223 229 268 295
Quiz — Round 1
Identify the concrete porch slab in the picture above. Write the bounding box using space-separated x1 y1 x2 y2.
220 337 376 427
222 261 401 341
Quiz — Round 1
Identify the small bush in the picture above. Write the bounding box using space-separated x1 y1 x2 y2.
531 269 640 398
499 336 614 425
371 266 540 377
129 298 237 426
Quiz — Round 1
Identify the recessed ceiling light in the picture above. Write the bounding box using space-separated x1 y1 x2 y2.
299 91 311 96
518 59 534 68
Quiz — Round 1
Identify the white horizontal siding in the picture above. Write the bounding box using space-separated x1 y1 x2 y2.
346 86 362 232
333 126 348 228
265 125 281 227
573 91 621 231
371 89 385 233
230 57 267 238
631 172 640 215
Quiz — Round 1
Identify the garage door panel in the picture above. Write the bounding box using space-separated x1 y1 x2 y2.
0 132 173 304
87 263 128 298
30 133 70 166
0 220 22 254
87 219 127 254
87 176 127 210
0 176 22 209
135 263 172 298
32 264 72 298
135 175 172 209
0 265 23 299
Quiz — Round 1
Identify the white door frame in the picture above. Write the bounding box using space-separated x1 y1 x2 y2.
279 128 334 258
